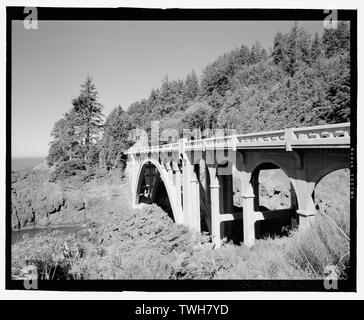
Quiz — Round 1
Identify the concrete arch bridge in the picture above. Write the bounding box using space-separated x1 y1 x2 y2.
125 123 351 247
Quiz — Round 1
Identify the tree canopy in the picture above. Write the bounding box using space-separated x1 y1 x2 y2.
48 22 351 177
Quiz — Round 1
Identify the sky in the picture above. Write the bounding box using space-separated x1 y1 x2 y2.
12 20 325 158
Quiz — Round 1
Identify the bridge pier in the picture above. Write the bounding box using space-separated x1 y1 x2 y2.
293 168 317 230
241 192 256 247
182 158 201 233
208 165 222 248
191 173 201 234
182 159 192 227
173 162 183 224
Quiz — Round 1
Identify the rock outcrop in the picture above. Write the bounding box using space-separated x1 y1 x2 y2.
11 167 129 230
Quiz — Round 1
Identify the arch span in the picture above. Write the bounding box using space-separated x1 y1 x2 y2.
133 158 182 223
312 162 350 188
250 159 293 180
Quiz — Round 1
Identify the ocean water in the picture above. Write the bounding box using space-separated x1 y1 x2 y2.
11 157 44 171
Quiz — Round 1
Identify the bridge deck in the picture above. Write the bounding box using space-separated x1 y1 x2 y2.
125 122 350 155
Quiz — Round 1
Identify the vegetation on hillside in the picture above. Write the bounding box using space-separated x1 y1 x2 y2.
46 22 350 174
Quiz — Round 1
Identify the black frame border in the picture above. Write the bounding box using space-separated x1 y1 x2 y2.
5 7 357 292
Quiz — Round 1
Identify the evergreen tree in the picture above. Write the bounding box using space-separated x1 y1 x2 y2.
101 105 132 170
183 70 199 102
47 117 72 166
71 76 104 161
286 24 299 76
336 21 350 53
322 28 338 58
322 22 350 58
272 32 285 65
296 28 311 64
47 76 104 171
182 102 214 134
310 32 322 62
236 45 251 66
248 42 267 65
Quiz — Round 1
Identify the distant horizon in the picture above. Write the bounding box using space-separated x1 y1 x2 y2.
11 156 45 171
12 156 45 159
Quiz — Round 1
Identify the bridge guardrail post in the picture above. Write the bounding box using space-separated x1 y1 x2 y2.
232 135 238 152
179 138 186 155
284 128 295 151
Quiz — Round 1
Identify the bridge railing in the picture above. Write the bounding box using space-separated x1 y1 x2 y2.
289 122 350 148
125 122 350 155
235 129 286 149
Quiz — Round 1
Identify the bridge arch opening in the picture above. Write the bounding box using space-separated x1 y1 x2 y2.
312 168 350 235
250 162 298 239
136 161 175 222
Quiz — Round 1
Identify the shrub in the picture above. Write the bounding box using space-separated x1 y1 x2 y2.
49 159 86 182
12 231 87 280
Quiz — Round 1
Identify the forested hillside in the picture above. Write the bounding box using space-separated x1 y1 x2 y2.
47 22 350 176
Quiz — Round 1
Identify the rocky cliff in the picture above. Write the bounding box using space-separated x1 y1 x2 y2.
11 167 128 230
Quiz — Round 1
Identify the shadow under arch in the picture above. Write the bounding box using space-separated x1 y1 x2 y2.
134 158 181 223
195 157 211 234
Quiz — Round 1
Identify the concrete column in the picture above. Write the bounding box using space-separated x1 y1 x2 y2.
182 158 192 228
293 169 316 230
218 174 225 239
131 161 140 207
251 171 260 211
165 162 173 186
290 183 299 229
224 174 234 239
241 191 256 247
206 167 211 231
297 210 316 229
209 166 221 248
175 164 182 224
202 160 212 233
191 174 201 233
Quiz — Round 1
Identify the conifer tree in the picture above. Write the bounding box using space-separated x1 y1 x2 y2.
272 31 285 65
71 76 104 161
286 24 299 76
310 32 322 62
47 76 104 169
183 70 199 102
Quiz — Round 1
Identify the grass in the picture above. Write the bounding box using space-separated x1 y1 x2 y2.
12 169 350 280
